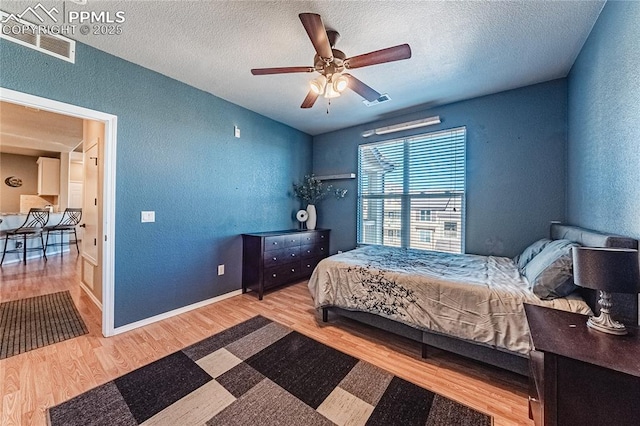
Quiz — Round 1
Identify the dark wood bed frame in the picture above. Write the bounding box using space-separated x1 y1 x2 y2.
321 223 639 376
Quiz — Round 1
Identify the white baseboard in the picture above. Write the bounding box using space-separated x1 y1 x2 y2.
79 281 103 310
111 289 243 335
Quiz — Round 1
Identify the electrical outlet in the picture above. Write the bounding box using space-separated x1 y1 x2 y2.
218 264 225 275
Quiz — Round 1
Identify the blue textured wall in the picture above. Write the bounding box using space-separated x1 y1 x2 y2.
567 1 640 239
313 80 568 257
0 41 312 327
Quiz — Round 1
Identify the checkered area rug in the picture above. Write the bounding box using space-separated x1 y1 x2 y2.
48 316 491 425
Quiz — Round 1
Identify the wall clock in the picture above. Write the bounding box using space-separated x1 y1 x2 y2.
296 209 309 223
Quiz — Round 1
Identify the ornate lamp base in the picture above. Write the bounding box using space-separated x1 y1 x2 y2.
587 290 627 335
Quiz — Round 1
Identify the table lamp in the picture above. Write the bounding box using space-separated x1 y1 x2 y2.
572 247 639 335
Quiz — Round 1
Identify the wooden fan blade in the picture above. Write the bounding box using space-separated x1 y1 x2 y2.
251 67 315 75
301 90 319 108
344 74 381 102
344 44 412 69
299 13 333 60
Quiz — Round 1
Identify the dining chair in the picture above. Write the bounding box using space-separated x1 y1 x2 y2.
45 208 82 256
0 208 50 265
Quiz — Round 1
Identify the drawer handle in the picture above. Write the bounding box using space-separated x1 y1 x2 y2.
291 253 296 257
273 257 277 261
291 268 295 272
306 250 311 254
306 264 311 268
272 273 277 277
320 247 324 251
273 242 278 245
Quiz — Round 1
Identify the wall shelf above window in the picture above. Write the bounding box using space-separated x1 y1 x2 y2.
315 173 356 181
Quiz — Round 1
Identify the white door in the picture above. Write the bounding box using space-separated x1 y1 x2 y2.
69 182 83 208
69 181 84 240
82 141 99 264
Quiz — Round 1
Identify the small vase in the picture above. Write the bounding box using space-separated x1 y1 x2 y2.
306 204 317 230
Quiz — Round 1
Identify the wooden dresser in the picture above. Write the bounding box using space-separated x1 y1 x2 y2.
242 229 330 299
525 303 640 426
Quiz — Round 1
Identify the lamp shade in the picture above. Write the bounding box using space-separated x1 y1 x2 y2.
572 247 639 293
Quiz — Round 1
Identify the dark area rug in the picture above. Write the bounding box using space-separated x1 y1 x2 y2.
0 290 88 359
48 316 491 425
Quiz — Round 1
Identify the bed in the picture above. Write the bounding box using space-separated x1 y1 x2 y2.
308 223 638 375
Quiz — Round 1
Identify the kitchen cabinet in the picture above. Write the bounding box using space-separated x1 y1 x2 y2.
37 157 60 196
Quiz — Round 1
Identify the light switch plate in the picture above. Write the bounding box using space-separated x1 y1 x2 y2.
141 211 155 223
234 126 240 138
218 264 225 275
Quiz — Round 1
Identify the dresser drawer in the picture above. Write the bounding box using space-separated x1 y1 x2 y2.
299 232 315 245
301 256 324 275
263 247 300 267
264 235 285 251
264 264 301 288
317 242 328 257
284 234 302 247
314 231 329 243
300 244 316 259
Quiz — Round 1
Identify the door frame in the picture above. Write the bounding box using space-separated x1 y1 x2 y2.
1 87 118 337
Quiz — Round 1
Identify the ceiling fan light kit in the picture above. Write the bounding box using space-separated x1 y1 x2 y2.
251 13 412 109
310 75 327 95
332 74 349 93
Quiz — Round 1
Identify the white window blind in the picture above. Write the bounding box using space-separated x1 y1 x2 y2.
357 127 466 253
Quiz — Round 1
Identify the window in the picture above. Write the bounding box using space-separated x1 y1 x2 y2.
357 127 466 253
384 229 401 247
444 221 458 237
386 211 401 219
418 229 433 243
418 209 432 221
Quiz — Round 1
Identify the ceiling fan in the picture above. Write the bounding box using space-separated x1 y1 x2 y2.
251 13 412 109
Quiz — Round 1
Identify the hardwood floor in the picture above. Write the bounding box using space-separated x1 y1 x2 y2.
0 254 533 425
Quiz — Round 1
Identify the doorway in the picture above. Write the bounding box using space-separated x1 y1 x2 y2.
0 87 117 337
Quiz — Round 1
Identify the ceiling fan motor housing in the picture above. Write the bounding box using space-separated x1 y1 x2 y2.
314 49 346 75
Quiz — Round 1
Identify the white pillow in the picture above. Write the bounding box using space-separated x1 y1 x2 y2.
514 238 553 272
524 239 579 300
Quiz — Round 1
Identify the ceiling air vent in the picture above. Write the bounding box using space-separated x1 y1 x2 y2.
363 94 391 107
0 11 76 63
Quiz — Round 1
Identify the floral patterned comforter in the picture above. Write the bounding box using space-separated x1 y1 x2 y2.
308 245 591 355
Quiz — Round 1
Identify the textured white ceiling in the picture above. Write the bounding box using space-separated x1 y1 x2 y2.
2 1 605 135
0 101 83 156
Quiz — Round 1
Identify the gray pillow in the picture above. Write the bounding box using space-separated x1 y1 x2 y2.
514 238 553 272
524 239 579 300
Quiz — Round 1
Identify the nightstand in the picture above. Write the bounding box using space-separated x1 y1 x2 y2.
524 303 640 426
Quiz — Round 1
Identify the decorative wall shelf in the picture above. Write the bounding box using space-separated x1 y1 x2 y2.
315 173 356 181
